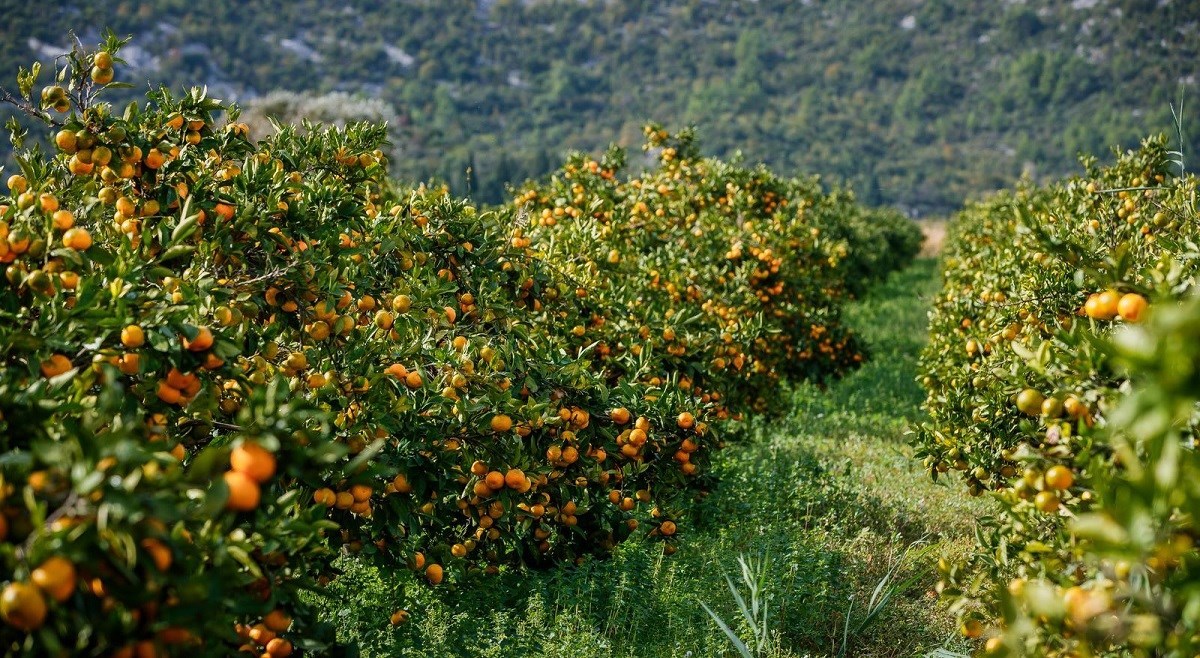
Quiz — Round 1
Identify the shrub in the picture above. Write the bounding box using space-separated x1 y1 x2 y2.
916 135 1200 654
512 125 920 416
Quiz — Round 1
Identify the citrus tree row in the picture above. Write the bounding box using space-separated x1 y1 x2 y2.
512 127 921 416
916 135 1200 655
0 36 917 656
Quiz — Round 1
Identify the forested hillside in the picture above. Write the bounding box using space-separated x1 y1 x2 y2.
4 0 1198 213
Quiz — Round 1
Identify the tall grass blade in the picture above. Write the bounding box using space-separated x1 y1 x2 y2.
700 602 755 658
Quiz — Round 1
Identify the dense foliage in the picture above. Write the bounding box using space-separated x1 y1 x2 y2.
3 1 1198 213
0 37 917 655
512 127 920 416
917 136 1200 655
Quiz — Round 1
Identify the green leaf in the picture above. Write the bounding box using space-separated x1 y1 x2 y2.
158 245 196 263
171 203 200 244
700 602 754 658
227 545 263 579
1070 514 1130 546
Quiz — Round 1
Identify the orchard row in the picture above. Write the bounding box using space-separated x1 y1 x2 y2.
918 136 1200 656
0 37 919 656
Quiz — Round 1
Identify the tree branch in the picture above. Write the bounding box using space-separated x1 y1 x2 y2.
0 86 64 128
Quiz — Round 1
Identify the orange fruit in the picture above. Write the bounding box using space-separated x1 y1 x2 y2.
40 353 72 378
263 609 292 633
484 471 505 490
38 193 58 213
51 209 74 230
230 442 276 483
0 582 47 631
144 149 165 169
374 310 394 329
960 619 983 639
140 538 173 571
213 202 235 222
313 488 335 506
184 326 214 352
121 324 145 348
349 484 372 503
224 470 261 511
67 156 92 175
392 473 413 493
306 321 330 341
91 66 114 84
1034 490 1060 513
1044 465 1075 491
425 563 444 585
676 412 695 429
504 468 526 489
156 381 184 405
62 227 92 250
54 129 77 152
165 368 193 390
489 414 513 433
561 446 578 463
266 638 293 657
1085 290 1120 320
1015 388 1044 416
1117 293 1148 322
610 407 631 424
248 624 276 646
1063 396 1087 419
31 556 76 602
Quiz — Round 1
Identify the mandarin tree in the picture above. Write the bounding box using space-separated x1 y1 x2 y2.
917 135 1200 655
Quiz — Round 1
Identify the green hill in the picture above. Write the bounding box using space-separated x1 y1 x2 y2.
4 0 1198 214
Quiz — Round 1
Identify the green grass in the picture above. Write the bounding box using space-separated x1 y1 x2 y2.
310 259 989 657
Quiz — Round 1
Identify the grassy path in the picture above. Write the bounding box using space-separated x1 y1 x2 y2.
318 259 987 657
